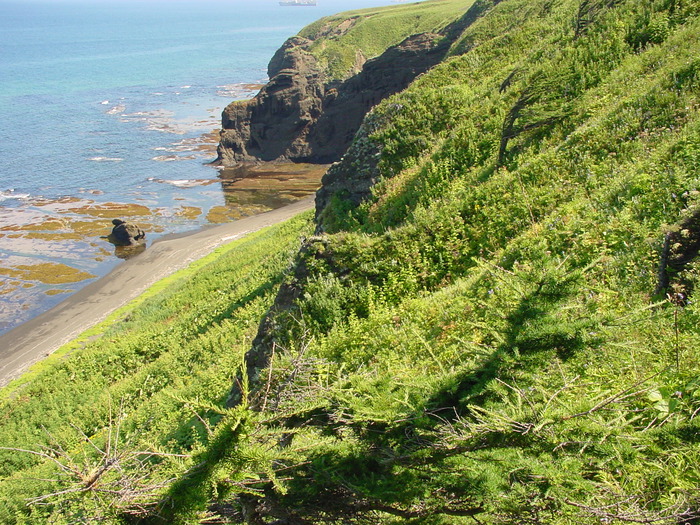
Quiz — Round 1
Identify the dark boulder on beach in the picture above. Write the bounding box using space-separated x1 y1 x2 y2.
109 219 145 246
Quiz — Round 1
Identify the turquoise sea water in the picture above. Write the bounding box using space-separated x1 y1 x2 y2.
0 0 399 334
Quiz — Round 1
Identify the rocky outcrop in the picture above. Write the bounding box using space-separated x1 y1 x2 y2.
217 37 325 164
311 32 444 161
109 219 145 246
314 112 383 230
215 0 508 170
655 207 700 302
216 31 445 166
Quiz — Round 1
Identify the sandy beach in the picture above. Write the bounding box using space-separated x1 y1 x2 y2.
0 195 314 388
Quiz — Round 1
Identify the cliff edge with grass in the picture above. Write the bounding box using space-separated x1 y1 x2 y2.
215 0 472 165
219 0 700 522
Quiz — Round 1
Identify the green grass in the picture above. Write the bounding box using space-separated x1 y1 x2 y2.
299 0 471 80
170 0 700 522
3 0 700 522
0 212 313 524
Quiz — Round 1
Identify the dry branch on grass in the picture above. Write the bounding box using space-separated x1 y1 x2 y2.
1 402 188 520
566 490 700 524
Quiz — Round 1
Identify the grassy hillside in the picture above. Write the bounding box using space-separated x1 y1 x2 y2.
0 214 313 523
299 0 469 80
199 0 700 522
2 0 700 523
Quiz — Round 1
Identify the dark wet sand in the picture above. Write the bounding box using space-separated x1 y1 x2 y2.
0 195 314 388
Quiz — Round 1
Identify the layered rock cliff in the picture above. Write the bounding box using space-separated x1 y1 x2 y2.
216 1 511 233
216 31 444 166
214 0 499 168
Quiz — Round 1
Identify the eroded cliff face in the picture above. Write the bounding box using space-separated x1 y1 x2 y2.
217 37 324 164
216 31 444 166
314 112 383 229
313 0 510 229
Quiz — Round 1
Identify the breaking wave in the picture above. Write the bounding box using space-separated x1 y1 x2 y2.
0 189 31 202
147 177 217 188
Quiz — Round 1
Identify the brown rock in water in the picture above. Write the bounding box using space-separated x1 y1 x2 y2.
110 219 145 246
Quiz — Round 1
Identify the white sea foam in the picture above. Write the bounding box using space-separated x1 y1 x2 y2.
120 109 189 134
153 144 198 153
149 178 216 188
151 155 197 162
106 104 126 115
216 83 263 99
89 157 124 162
0 189 31 202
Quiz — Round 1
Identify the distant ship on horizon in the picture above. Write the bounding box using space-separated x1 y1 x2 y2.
279 0 317 5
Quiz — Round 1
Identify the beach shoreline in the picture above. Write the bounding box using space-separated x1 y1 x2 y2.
0 195 315 388
0 157 327 335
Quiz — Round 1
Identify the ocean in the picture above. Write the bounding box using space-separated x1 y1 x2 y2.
0 0 400 335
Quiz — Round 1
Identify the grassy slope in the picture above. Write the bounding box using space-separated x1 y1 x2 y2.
169 0 699 523
299 0 469 80
2 0 700 523
0 213 313 523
